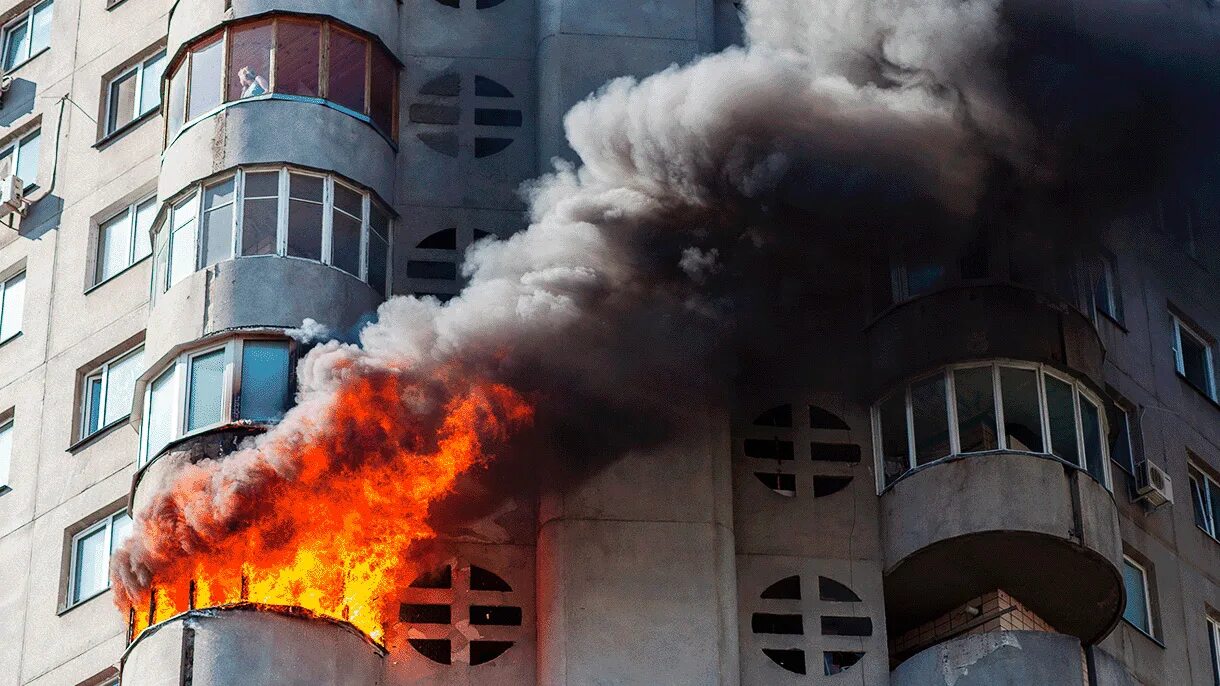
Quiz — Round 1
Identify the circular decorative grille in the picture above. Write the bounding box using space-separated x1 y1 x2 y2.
740 404 861 498
751 574 871 677
410 73 522 159
399 563 522 666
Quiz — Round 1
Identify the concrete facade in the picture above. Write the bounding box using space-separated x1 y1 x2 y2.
0 1 1215 686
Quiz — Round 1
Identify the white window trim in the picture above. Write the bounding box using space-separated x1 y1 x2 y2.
66 509 127 609
1122 555 1155 637
1190 464 1219 540
79 345 142 440
0 418 12 491
1 0 51 73
104 50 166 135
873 360 1111 492
0 270 25 344
138 336 291 467
94 195 156 287
153 166 391 299
1172 315 1217 400
0 129 40 189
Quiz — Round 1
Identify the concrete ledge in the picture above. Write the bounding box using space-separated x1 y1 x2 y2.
865 283 1106 396
121 605 385 686
160 99 396 205
892 631 1085 686
168 0 400 60
881 452 1123 643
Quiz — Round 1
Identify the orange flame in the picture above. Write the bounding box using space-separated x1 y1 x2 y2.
117 372 533 645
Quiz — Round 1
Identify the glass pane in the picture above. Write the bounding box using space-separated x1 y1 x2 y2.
286 174 323 261
1210 480 1220 539
168 195 198 286
911 375 950 465
327 28 367 113
167 64 187 138
239 341 290 422
904 262 946 297
1191 475 1211 533
1180 328 1212 392
275 20 320 98
110 512 132 554
0 273 24 341
1121 561 1150 632
1045 375 1080 465
367 231 388 297
1000 367 1043 452
153 230 168 293
332 209 362 277
0 149 12 181
1210 621 1220 686
85 376 102 435
187 349 226 431
369 47 396 135
334 183 362 218
0 422 11 487
1080 395 1105 483
955 367 997 452
29 1 51 54
103 348 142 426
107 70 137 132
96 209 132 283
73 527 108 603
187 36 224 119
1107 404 1134 474
878 392 909 486
139 52 167 115
133 197 156 260
3 20 29 70
227 20 272 101
201 179 235 268
144 367 175 461
16 131 39 187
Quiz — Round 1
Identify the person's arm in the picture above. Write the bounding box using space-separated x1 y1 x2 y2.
256 75 269 90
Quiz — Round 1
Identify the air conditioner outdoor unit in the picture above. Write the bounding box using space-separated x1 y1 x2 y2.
1137 460 1173 507
0 174 24 217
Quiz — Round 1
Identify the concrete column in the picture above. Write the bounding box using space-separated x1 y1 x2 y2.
536 409 739 685
535 0 716 164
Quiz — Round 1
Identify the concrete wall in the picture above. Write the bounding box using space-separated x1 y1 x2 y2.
891 631 1086 686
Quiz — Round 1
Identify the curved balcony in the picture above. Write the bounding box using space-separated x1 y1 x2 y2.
122 605 385 686
880 452 1123 645
865 283 1105 397
892 631 1086 686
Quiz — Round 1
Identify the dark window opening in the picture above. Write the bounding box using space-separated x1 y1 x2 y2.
408 638 451 665
824 651 864 676
409 565 452 589
470 640 513 665
476 0 510 7
821 615 873 637
760 575 801 600
762 648 806 675
812 476 853 498
744 438 793 461
417 228 458 250
400 603 451 624
475 75 513 98
420 73 461 97
470 605 522 626
810 442 860 463
475 137 513 158
752 613 804 635
475 108 523 127
473 229 492 241
408 260 458 280
417 132 459 158
809 405 850 430
754 472 796 496
818 576 862 603
409 104 460 125
470 565 513 591
753 404 792 427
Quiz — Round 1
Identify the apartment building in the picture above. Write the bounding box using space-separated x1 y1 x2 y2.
0 0 1216 684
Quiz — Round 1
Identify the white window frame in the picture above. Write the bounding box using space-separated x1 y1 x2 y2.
79 345 143 440
1 0 52 73
872 360 1111 492
94 195 156 286
153 166 392 299
1172 315 1217 400
1121 555 1155 636
138 336 292 467
66 509 128 608
104 50 167 135
0 418 12 491
0 270 25 343
1190 464 1219 540
0 129 41 189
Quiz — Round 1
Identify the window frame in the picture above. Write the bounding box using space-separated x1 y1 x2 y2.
1190 463 1220 541
1 0 52 73
0 418 12 492
138 336 295 467
79 345 143 441
1107 395 1139 477
0 270 25 344
93 194 156 287
104 50 167 136
1209 615 1220 686
66 509 129 609
1092 253 1123 324
163 16 398 146
1172 314 1218 400
151 166 392 297
871 360 1111 492
0 128 41 189
1121 555 1155 637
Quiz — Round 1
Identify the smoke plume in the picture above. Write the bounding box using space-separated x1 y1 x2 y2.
113 0 1220 640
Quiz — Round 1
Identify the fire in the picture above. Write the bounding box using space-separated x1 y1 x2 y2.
116 370 534 645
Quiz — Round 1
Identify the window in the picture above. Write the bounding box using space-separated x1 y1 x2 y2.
1208 617 1220 686
164 17 397 142
1121 556 1154 635
1092 254 1123 323
0 271 24 343
2 1 52 72
152 167 392 296
1189 463 1220 540
80 346 142 439
1106 395 1139 476
0 129 41 188
140 337 292 465
68 509 132 606
105 51 166 135
0 419 12 491
95 196 155 284
1173 315 1217 400
873 362 1110 490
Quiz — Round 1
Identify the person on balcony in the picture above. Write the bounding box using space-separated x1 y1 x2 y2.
238 66 268 98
